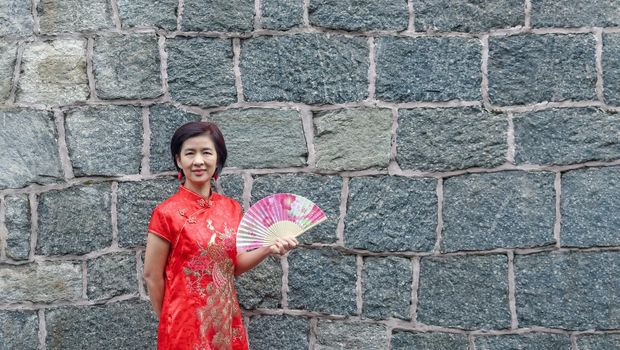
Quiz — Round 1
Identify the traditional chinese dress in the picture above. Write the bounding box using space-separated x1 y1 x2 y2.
148 185 249 350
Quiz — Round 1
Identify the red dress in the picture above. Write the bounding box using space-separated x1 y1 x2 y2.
148 185 249 350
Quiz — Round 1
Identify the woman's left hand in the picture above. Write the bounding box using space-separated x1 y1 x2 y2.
269 236 299 255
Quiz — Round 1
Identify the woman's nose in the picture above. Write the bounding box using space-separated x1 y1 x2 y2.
193 154 205 165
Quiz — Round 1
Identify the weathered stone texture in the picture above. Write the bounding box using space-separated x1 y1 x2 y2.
391 331 469 350
603 33 620 106
0 310 39 349
65 106 143 176
417 255 511 329
37 184 112 255
442 171 555 252
37 0 114 33
488 34 596 105
117 0 177 30
345 176 436 252
397 108 507 171
87 253 138 299
475 333 571 350
313 108 392 171
0 109 63 189
4 195 31 260
0 0 34 36
93 35 162 99
217 174 244 205
235 256 281 309
0 262 82 303
376 37 481 102
577 334 620 350
414 0 524 32
247 315 309 350
182 0 254 32
209 109 307 168
515 251 620 329
315 321 388 350
260 0 304 30
17 40 88 105
0 42 17 101
363 256 411 320
531 0 620 27
287 248 356 315
167 37 236 107
241 34 368 104
308 0 408 31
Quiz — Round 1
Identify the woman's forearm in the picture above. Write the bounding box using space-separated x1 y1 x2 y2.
145 276 165 318
235 246 273 276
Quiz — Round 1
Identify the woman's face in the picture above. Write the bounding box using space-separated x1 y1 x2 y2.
176 134 218 187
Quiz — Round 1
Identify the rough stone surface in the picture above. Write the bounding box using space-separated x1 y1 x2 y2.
235 256 281 309
247 315 309 349
0 262 82 303
0 42 17 101
117 179 178 248
167 37 236 107
93 35 162 99
417 255 511 329
363 256 411 320
46 301 157 349
65 106 143 176
577 334 620 350
0 0 34 36
488 34 596 105
531 0 620 27
308 0 408 31
216 174 244 205
37 184 112 255
391 331 469 350
241 34 368 104
4 195 30 260
315 321 388 350
345 176 436 252
0 310 38 349
475 333 572 350
442 171 555 252
603 33 620 106
287 248 357 315
182 0 254 32
17 40 88 105
397 108 507 171
37 0 114 33
251 174 342 244
0 109 63 189
376 37 481 102
260 0 303 30
313 108 392 171
414 0 524 32
117 0 177 30
87 253 138 300
515 251 620 329
210 108 307 168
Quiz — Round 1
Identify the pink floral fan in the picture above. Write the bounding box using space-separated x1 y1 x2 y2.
236 193 327 252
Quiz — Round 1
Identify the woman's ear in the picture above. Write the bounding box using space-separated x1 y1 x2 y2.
175 154 181 169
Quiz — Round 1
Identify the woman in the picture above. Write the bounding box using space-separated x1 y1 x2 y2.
143 121 297 349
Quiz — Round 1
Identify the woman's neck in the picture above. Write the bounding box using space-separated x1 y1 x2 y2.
183 181 212 199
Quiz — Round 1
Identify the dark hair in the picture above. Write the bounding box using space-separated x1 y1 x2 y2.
170 121 227 178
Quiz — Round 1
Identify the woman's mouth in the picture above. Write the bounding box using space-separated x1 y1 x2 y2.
192 170 206 176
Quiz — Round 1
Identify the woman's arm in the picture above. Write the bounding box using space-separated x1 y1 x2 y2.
235 237 298 276
143 233 170 318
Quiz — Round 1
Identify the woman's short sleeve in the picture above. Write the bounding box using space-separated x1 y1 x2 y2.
148 206 173 243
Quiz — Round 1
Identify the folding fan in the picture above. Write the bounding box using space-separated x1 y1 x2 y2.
236 193 327 252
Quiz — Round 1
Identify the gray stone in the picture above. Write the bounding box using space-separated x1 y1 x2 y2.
247 315 308 349
117 179 178 248
417 255 511 329
475 333 571 350
414 0 524 32
117 0 177 30
46 301 157 350
216 174 244 205
87 253 138 299
561 167 620 247
17 40 89 105
488 34 596 105
397 108 507 171
65 105 143 176
4 195 30 260
442 171 555 252
251 174 342 244
235 256 281 309
391 331 469 350
288 248 357 315
0 310 38 350
167 37 236 107
376 37 481 102
313 108 392 171
209 108 307 168
308 0 408 31
241 34 368 104
515 251 620 329
0 42 17 101
182 0 254 32
0 0 33 36
345 176 437 252
260 0 304 30
515 108 620 165
0 262 82 303
363 256 411 320
531 0 620 27
37 184 112 255
38 0 114 33
93 35 162 99
577 334 620 350
603 33 620 106
315 321 388 350
0 109 64 189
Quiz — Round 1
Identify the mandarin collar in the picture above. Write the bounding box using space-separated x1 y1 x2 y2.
178 185 218 209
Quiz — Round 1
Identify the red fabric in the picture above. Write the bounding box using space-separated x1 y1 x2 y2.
148 185 248 350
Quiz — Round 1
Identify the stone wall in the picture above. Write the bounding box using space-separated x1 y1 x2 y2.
1 0 619 349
